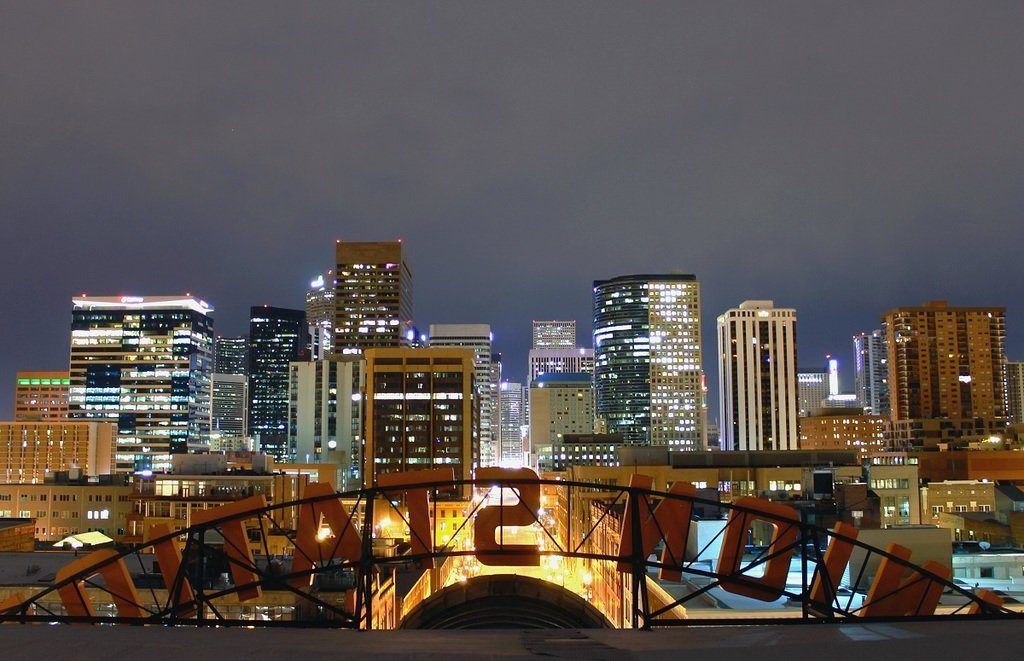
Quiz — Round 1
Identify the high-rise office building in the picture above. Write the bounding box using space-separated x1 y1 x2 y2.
498 381 525 467
334 241 413 355
532 320 576 349
248 306 309 461
527 348 594 383
288 356 363 488
489 353 502 463
529 373 595 461
14 371 70 421
428 324 497 466
69 296 214 472
306 271 335 360
717 301 799 451
214 336 248 376
854 330 889 416
1008 361 1024 425
797 368 829 417
211 373 248 447
362 348 476 495
593 274 706 448
883 301 1006 425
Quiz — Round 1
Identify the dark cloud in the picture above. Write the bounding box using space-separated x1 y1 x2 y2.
3 2 1024 417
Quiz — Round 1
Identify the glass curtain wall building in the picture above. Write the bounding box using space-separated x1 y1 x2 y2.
247 306 308 460
306 271 335 360
214 336 248 376
592 274 706 449
68 296 214 473
853 329 890 416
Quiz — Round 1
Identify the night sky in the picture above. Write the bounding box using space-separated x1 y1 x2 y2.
3 3 1024 421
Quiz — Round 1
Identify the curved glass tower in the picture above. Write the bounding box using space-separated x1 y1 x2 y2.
593 274 706 449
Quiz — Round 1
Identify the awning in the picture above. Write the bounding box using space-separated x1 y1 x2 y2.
52 531 115 549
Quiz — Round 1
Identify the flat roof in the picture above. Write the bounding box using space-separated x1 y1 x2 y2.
594 273 697 287
72 296 213 314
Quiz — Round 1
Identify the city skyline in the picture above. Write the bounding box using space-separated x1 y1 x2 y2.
0 264 1021 423
4 3 1024 422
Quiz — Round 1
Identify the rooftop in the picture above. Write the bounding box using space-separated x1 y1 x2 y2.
72 296 213 314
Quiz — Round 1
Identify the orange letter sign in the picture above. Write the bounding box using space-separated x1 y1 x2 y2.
290 481 363 588
616 475 694 581
716 496 800 601
474 467 541 566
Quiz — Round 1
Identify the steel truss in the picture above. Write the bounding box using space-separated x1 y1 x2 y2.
0 477 1016 628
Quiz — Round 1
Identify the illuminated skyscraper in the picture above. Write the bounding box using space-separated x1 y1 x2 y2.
527 348 594 383
532 320 576 349
884 302 1007 441
428 324 497 466
68 295 214 472
592 274 705 448
334 241 412 355
498 381 525 466
853 329 889 416
717 301 799 451
363 348 476 496
797 368 829 417
288 356 363 488
306 271 335 360
248 306 308 460
214 336 248 376
14 371 70 421
211 372 248 447
1007 361 1024 425
529 373 595 461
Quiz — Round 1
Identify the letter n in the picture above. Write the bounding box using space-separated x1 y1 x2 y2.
616 475 694 581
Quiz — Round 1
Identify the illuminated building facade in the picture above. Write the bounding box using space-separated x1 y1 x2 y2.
0 421 116 483
854 329 889 416
498 381 525 466
211 372 248 448
532 320 576 348
529 373 595 463
1007 360 1024 425
527 348 594 383
288 356 363 488
883 301 1007 431
593 274 705 448
306 271 335 360
14 371 70 421
334 241 413 355
717 301 799 451
798 409 888 458
68 296 214 472
797 368 829 417
428 324 497 466
362 348 476 492
214 336 248 376
538 433 624 473
247 306 308 461
0 474 132 542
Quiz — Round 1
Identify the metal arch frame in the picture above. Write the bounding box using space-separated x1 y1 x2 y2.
0 476 1017 628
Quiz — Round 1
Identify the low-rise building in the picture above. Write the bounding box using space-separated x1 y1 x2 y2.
0 421 117 484
913 449 1024 482
125 454 311 553
921 480 996 523
798 409 888 458
0 473 132 542
0 519 34 551
567 449 920 528
537 433 623 473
